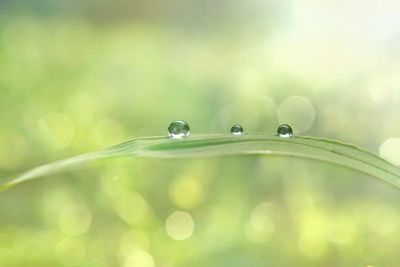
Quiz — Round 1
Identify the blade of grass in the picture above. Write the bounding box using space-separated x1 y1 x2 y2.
1 134 400 191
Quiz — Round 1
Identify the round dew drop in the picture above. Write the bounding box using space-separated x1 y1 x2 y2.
168 120 190 139
230 125 244 135
277 124 293 138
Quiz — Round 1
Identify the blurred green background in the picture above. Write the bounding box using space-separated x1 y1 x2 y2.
1 0 400 266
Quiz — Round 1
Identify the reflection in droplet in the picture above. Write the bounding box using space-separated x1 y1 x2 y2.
277 124 293 138
230 125 244 135
168 120 190 139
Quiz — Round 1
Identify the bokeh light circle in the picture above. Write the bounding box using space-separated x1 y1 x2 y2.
379 138 400 166
277 95 316 133
124 249 155 267
165 211 195 240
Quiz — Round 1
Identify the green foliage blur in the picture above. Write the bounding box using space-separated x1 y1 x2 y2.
1 1 400 266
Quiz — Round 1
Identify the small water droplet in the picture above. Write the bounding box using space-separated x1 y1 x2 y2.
230 125 244 135
168 120 190 139
277 124 293 138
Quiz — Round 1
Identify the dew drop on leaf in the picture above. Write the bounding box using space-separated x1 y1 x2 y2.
168 120 190 139
277 124 293 138
230 125 244 135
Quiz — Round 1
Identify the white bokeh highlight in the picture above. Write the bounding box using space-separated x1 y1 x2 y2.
277 95 316 133
379 138 400 166
165 211 195 240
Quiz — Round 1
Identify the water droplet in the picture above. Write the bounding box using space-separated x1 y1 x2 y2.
168 120 190 139
230 125 244 135
277 124 293 138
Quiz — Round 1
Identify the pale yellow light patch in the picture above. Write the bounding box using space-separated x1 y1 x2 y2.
245 202 276 242
277 96 316 133
235 68 268 93
123 249 155 267
67 90 99 125
165 211 195 240
120 230 151 258
367 68 400 103
379 138 400 166
250 202 275 234
326 215 357 245
0 132 28 169
169 176 204 209
55 238 86 266
37 112 75 149
297 210 327 259
113 192 150 225
92 118 126 146
58 203 92 236
367 204 399 236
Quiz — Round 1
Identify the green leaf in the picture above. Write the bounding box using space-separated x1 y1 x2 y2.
1 134 400 191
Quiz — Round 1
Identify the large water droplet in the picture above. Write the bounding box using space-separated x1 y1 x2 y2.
230 125 244 135
168 120 190 139
277 124 293 138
